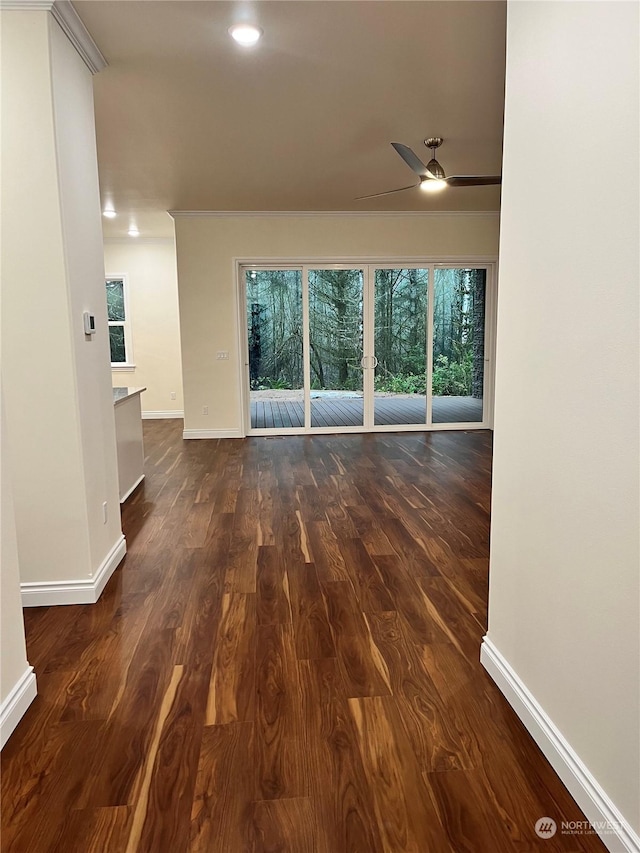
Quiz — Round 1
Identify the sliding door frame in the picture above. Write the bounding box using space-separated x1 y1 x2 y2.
428 262 497 433
236 256 497 437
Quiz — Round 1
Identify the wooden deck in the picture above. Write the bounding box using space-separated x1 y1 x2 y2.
251 395 484 429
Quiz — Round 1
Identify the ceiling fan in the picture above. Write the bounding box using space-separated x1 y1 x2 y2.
356 137 501 199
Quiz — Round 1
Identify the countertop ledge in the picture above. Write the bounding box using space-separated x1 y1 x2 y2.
113 386 147 406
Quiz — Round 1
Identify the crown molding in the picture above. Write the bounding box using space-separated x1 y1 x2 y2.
0 0 107 74
52 0 106 74
168 210 500 219
0 0 52 7
103 237 175 246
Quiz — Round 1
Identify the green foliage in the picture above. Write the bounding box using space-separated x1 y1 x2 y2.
250 376 292 391
106 279 125 321
308 269 363 390
246 267 485 400
431 353 472 396
374 373 426 395
109 325 126 363
247 270 304 390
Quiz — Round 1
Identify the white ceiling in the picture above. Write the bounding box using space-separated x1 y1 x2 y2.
74 1 507 239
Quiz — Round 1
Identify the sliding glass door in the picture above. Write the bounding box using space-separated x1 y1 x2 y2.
243 262 492 434
373 268 429 427
431 268 487 426
245 268 304 429
308 269 364 429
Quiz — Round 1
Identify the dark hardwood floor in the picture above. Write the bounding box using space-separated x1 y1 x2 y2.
1 421 606 852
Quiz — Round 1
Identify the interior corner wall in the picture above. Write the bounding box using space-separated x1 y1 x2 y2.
1 10 123 599
105 240 184 417
174 213 499 434
486 0 639 843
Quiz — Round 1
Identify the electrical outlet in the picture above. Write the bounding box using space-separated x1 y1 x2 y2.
102 502 108 524
202 405 209 415
216 351 229 360
170 391 176 400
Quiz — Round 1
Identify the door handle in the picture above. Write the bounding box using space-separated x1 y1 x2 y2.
359 356 377 369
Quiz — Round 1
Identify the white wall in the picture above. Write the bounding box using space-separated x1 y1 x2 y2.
485 1 639 847
105 240 184 417
1 10 124 602
2 11 91 580
174 213 499 433
0 391 36 747
50 18 123 574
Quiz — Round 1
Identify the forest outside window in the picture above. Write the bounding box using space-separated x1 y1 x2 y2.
243 261 493 433
106 277 133 368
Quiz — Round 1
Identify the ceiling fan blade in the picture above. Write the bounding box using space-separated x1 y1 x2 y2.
445 175 502 187
355 183 419 200
391 142 430 177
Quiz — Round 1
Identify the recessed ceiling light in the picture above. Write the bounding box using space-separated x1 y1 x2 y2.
420 179 447 193
229 24 262 46
128 227 140 237
103 208 117 218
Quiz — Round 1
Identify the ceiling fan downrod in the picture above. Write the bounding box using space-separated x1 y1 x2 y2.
424 137 445 179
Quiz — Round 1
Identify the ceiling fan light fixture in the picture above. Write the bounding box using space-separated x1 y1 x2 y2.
426 158 446 180
356 137 500 201
420 179 447 193
229 24 263 46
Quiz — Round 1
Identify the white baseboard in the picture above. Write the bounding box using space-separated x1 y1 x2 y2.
481 637 639 853
142 410 184 420
0 666 37 749
120 473 145 504
182 428 243 439
20 535 127 607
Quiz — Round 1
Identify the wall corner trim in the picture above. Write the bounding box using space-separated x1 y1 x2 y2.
0 0 108 74
182 428 243 440
480 636 640 853
0 667 37 750
20 534 126 607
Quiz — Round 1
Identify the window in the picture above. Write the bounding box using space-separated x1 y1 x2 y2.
106 277 133 367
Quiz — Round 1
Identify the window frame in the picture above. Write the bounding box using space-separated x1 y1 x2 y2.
106 274 135 371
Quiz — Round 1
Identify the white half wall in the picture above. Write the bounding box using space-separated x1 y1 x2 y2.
486 2 639 850
173 212 500 433
105 240 184 417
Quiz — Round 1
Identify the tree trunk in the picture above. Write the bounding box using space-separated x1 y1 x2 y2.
472 274 485 399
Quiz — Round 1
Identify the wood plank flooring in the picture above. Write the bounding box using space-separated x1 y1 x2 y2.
1 421 606 852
